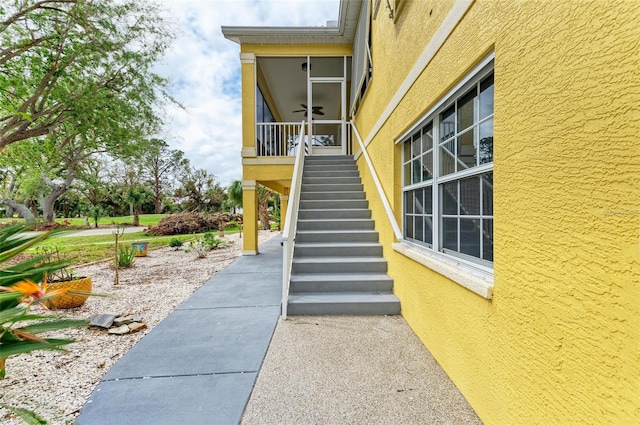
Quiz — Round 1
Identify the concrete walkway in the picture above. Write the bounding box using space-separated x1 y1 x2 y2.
62 227 144 237
76 236 282 424
76 235 481 424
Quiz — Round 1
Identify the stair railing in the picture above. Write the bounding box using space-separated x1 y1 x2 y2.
281 120 307 319
350 121 403 240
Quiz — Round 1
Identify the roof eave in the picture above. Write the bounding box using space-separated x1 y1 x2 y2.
221 0 360 45
221 26 346 45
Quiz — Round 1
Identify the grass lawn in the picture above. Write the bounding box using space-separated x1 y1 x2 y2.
0 214 168 227
28 226 241 266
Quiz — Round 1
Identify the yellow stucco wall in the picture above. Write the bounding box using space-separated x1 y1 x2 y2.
355 0 640 424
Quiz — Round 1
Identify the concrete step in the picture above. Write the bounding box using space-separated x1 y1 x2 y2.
290 273 394 292
304 164 358 172
302 176 362 185
298 208 371 220
287 292 400 315
295 230 379 243
305 155 353 160
305 158 355 166
303 170 360 178
293 242 383 258
299 199 369 210
301 183 364 192
300 191 366 201
297 219 374 231
292 257 387 274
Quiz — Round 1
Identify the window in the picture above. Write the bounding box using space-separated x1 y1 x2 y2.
402 63 494 266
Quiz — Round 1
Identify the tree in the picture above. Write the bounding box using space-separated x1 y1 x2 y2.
143 139 188 214
257 186 273 230
0 0 174 149
125 187 151 226
0 0 175 222
0 166 34 221
176 168 225 213
227 180 243 212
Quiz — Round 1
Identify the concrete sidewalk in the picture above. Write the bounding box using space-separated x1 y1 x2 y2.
76 236 283 424
62 227 144 237
76 235 481 424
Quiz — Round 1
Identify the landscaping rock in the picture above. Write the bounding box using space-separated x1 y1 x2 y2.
108 325 130 335
89 313 117 329
114 315 135 326
128 322 147 333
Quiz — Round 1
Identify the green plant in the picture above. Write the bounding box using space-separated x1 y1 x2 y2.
186 239 208 259
36 246 77 282
117 246 136 268
169 238 183 248
272 207 281 230
186 233 226 259
0 225 88 380
202 232 225 250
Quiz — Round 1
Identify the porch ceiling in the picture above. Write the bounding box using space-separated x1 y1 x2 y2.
259 57 346 122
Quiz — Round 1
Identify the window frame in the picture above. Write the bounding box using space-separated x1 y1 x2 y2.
400 56 494 272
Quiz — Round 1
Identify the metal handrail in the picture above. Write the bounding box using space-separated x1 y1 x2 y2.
350 121 403 240
281 121 306 319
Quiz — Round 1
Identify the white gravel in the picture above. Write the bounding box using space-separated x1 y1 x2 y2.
0 231 278 425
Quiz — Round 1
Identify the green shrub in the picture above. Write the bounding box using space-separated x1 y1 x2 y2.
169 238 183 248
202 232 225 250
186 233 226 259
117 246 136 268
186 239 208 259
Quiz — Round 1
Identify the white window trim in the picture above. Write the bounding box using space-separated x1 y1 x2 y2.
392 241 493 299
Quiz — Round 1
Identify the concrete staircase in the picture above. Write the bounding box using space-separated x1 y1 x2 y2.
287 155 401 315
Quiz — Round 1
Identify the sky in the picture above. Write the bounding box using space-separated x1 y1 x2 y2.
155 0 340 187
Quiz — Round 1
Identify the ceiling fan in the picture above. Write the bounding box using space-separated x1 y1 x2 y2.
292 104 324 117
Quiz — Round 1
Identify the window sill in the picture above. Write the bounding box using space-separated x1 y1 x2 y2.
392 241 494 299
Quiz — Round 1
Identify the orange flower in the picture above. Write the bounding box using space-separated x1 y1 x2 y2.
9 280 45 299
1 278 69 303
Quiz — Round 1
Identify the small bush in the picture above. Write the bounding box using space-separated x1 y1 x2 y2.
117 246 136 268
186 239 209 259
169 238 183 248
186 233 226 259
202 232 225 250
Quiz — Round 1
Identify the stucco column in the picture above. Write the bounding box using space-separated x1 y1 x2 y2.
240 52 256 158
280 194 288 232
242 180 258 255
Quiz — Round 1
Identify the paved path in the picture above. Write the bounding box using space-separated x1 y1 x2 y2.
61 227 144 237
75 236 282 424
76 235 481 424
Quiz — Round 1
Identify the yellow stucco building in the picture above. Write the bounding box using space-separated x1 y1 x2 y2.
223 0 640 423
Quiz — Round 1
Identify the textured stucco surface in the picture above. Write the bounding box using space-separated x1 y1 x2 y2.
354 0 640 424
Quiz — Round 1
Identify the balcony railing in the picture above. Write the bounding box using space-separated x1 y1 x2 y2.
256 122 303 157
256 122 353 156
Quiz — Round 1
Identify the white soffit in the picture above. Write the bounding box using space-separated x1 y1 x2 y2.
221 0 361 45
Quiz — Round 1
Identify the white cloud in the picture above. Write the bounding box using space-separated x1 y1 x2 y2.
154 0 340 186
